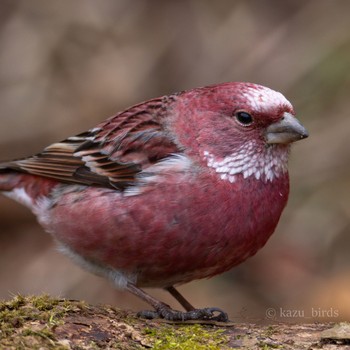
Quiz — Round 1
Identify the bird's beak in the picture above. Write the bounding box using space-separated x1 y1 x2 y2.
265 112 309 144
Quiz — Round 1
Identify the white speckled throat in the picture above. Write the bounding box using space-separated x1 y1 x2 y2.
203 141 289 183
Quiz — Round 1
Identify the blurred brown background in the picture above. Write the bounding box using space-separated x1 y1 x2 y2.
0 0 349 322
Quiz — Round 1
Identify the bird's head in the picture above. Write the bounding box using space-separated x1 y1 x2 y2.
169 82 308 183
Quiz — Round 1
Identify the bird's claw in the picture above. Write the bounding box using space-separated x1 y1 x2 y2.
193 307 229 322
138 305 228 322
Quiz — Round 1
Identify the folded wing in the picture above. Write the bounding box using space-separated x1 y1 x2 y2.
1 96 180 190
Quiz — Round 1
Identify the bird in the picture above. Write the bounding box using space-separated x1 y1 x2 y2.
0 82 308 322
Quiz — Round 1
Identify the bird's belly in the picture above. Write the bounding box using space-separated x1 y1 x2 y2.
38 173 289 288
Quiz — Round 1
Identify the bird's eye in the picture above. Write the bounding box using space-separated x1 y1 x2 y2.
234 111 253 126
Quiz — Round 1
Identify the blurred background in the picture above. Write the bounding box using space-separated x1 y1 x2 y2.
0 0 349 323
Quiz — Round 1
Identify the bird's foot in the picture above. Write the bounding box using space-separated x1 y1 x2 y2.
138 304 228 322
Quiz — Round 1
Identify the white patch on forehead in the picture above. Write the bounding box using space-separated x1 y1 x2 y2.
203 141 289 183
242 86 292 113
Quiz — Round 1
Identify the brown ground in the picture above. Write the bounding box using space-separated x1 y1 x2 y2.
1 295 350 349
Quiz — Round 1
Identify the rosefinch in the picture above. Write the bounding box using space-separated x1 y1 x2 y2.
0 82 308 321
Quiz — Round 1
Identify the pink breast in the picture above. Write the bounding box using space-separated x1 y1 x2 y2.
41 172 289 287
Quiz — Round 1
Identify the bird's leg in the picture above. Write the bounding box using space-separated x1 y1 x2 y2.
164 285 195 311
126 282 229 322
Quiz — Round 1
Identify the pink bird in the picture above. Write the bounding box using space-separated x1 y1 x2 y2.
0 82 308 321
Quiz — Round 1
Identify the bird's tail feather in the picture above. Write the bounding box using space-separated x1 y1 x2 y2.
0 166 59 211
0 167 21 192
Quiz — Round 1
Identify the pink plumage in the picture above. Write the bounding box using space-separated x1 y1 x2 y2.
0 82 308 321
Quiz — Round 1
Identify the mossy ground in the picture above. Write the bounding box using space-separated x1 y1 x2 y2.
143 324 228 350
0 294 87 349
0 294 230 349
0 294 341 349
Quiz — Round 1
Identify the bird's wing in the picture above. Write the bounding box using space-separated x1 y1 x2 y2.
2 96 180 190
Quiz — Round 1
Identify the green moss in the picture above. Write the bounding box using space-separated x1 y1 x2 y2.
0 294 83 350
144 323 229 350
1 295 231 349
257 342 281 349
263 325 279 337
22 327 56 341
